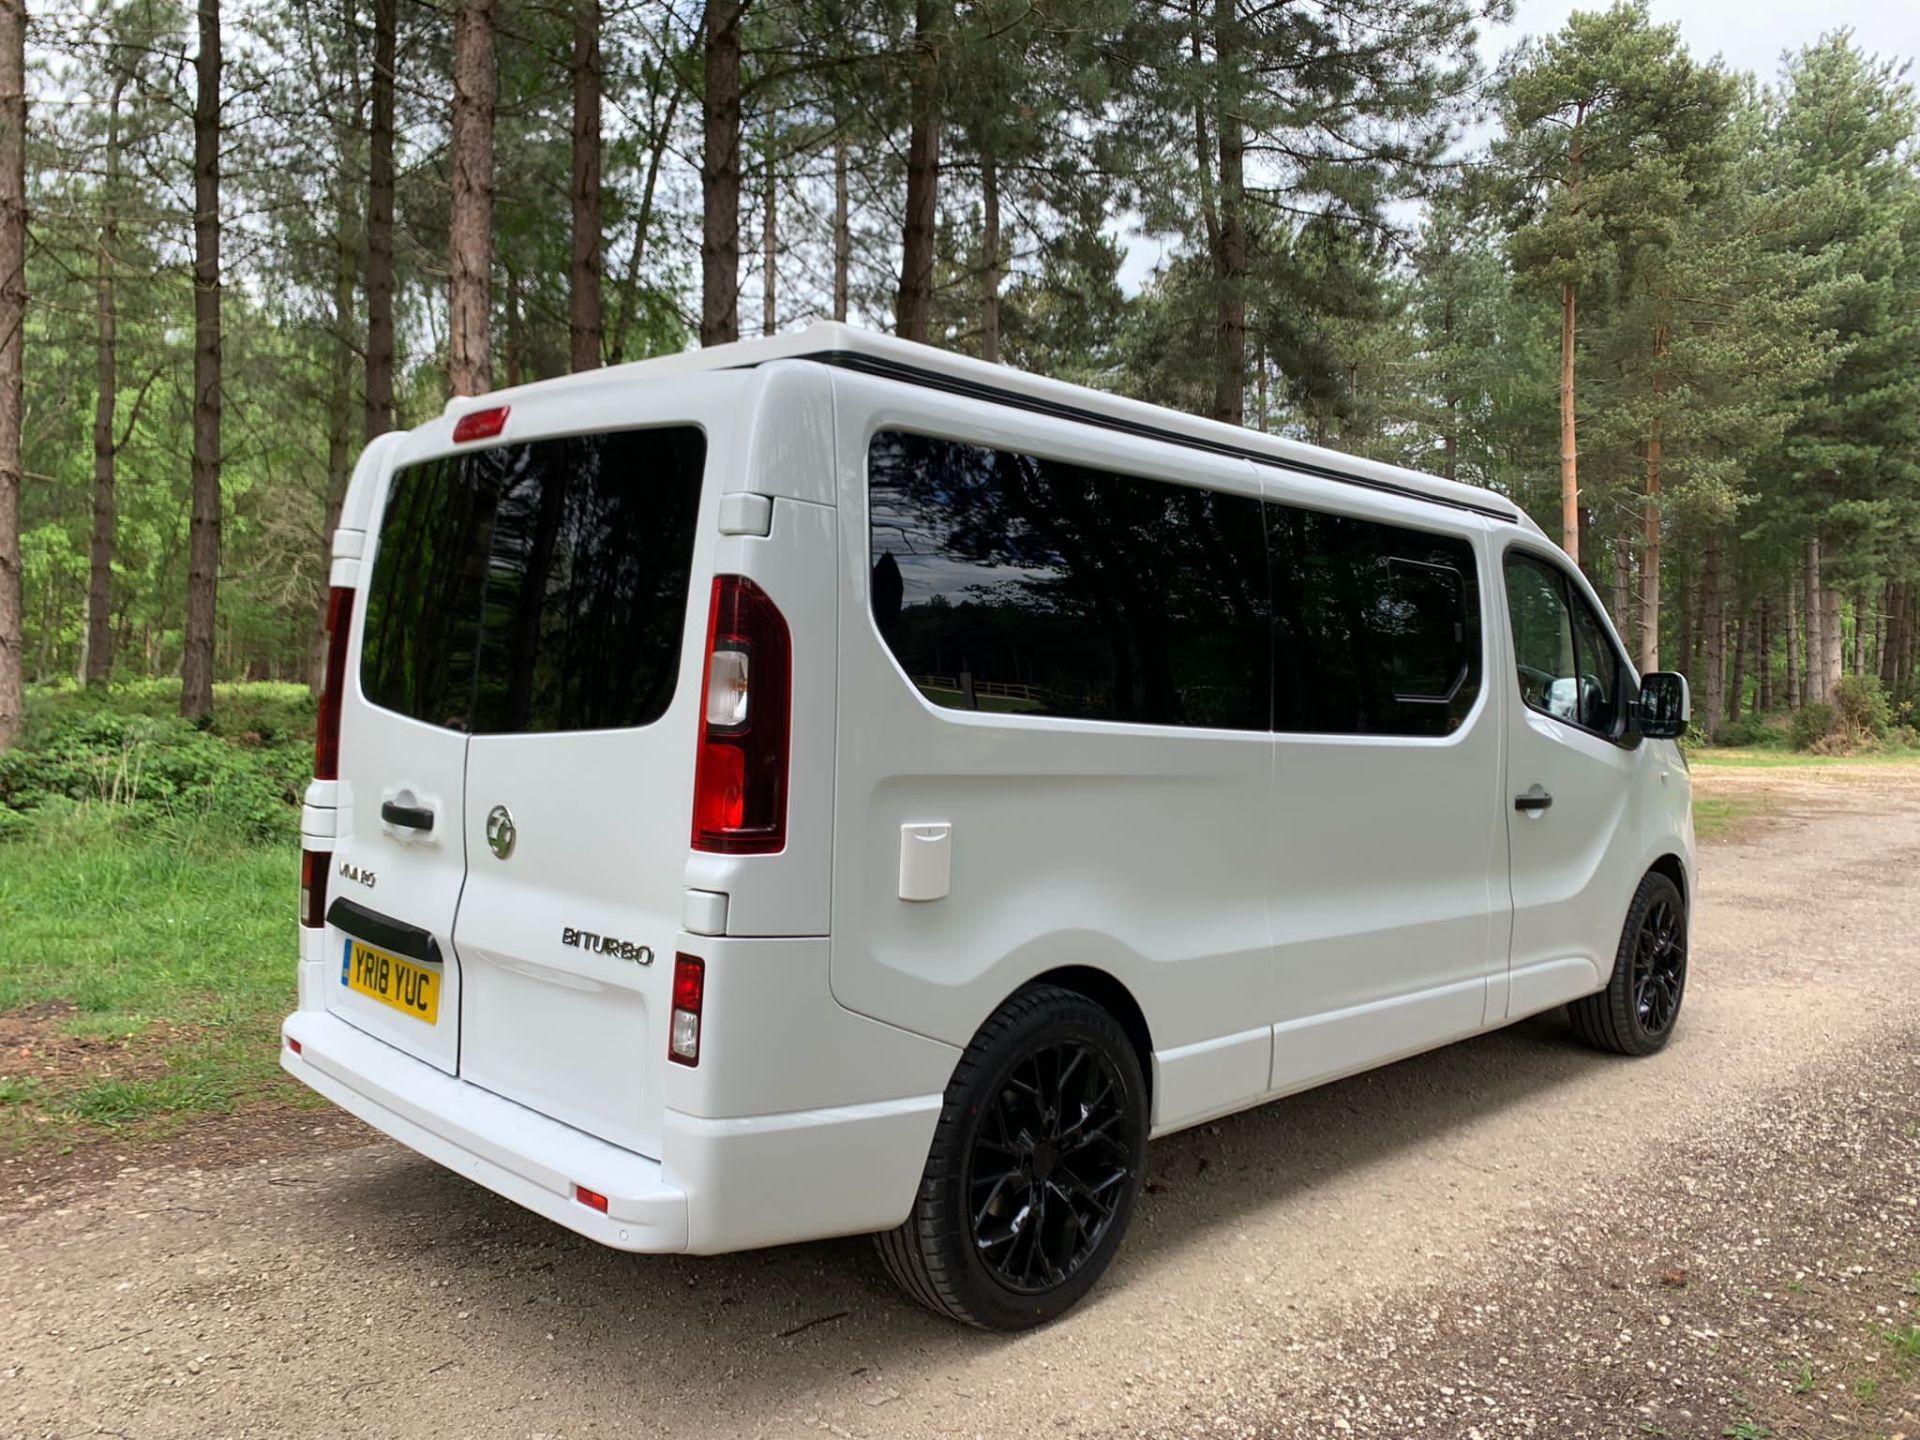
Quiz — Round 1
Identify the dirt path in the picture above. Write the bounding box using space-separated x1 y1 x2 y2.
4 765 1919 1440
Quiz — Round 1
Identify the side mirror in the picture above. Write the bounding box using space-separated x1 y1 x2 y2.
1636 671 1690 740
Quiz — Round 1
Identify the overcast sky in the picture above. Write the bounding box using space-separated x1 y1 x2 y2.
1116 0 1919 289
1494 0 1919 82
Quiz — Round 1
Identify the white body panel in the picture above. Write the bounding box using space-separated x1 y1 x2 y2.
285 324 1694 1257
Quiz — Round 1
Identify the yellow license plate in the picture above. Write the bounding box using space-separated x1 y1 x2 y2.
342 938 440 1024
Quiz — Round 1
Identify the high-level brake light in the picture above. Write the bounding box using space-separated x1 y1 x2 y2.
451 405 509 443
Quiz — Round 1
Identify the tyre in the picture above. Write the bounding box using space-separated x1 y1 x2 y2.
875 984 1150 1330
1569 870 1688 1056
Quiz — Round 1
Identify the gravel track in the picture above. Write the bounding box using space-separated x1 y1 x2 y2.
4 764 1918 1440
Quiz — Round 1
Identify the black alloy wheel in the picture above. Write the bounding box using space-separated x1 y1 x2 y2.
966 1039 1133 1294
1630 891 1686 1037
876 984 1149 1329
1570 869 1689 1057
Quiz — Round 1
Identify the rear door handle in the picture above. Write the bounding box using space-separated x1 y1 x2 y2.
1514 787 1553 813
381 799 435 831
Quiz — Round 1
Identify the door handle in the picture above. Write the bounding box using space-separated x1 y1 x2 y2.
1514 787 1553 813
381 799 435 831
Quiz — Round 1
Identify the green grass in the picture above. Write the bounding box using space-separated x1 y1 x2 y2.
0 791 310 1150
1692 792 1774 843
1691 747 1920 770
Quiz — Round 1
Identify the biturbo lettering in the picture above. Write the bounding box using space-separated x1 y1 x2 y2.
561 926 654 965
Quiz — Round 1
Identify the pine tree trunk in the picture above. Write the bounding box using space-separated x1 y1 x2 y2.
895 0 944 344
1727 605 1748 724
1783 576 1800 709
609 85 676 363
1639 416 1661 670
1820 581 1842 701
568 0 601 372
181 0 222 721
1803 536 1825 704
1884 582 1906 691
503 262 523 388
448 0 495 395
700 0 742 347
1903 588 1918 699
1700 532 1724 741
366 0 395 436
1676 563 1694 688
979 150 1000 363
0 0 22 751
85 71 124 688
1211 0 1245 427
831 128 848 323
1757 597 1773 713
1558 281 1579 562
1850 589 1865 676
1873 583 1890 681
761 119 776 336
1611 537 1632 652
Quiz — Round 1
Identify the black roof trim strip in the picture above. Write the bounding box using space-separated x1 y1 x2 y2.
787 348 1519 524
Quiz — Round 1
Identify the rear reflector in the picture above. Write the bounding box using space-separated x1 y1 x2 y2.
574 1184 609 1213
691 577 790 854
299 848 328 929
287 1037 302 1056
451 405 509 443
669 953 705 1066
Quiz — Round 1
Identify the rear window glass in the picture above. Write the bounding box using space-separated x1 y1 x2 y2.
868 431 1272 731
359 426 704 734
1266 504 1481 737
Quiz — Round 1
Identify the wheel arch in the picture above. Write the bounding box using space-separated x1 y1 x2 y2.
1647 851 1688 910
1014 965 1155 1103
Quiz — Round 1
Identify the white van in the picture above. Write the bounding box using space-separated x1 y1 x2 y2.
284 322 1694 1329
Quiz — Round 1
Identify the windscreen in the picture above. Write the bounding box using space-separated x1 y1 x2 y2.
359 426 705 734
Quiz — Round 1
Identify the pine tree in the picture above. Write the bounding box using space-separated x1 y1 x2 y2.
1494 0 1735 563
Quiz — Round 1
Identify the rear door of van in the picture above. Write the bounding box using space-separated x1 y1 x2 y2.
321 436 478 1075
450 375 739 1159
330 373 739 1157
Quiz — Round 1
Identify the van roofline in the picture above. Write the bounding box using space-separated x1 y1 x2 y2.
443 320 1529 528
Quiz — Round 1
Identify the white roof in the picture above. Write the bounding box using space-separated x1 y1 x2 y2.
446 320 1526 525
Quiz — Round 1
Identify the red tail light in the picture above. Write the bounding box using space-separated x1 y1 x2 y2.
299 848 328 929
691 576 790 854
315 586 354 781
669 953 705 1066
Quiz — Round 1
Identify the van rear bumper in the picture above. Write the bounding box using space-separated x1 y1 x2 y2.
282 1010 690 1250
281 1008 945 1255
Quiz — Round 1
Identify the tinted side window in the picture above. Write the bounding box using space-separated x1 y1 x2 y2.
1567 582 1622 733
361 426 705 734
1505 551 1620 734
868 431 1271 730
1267 505 1481 736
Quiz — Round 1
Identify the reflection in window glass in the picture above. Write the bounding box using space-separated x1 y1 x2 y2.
1568 585 1621 732
1505 551 1621 733
361 427 704 734
868 432 1271 730
1267 507 1481 736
